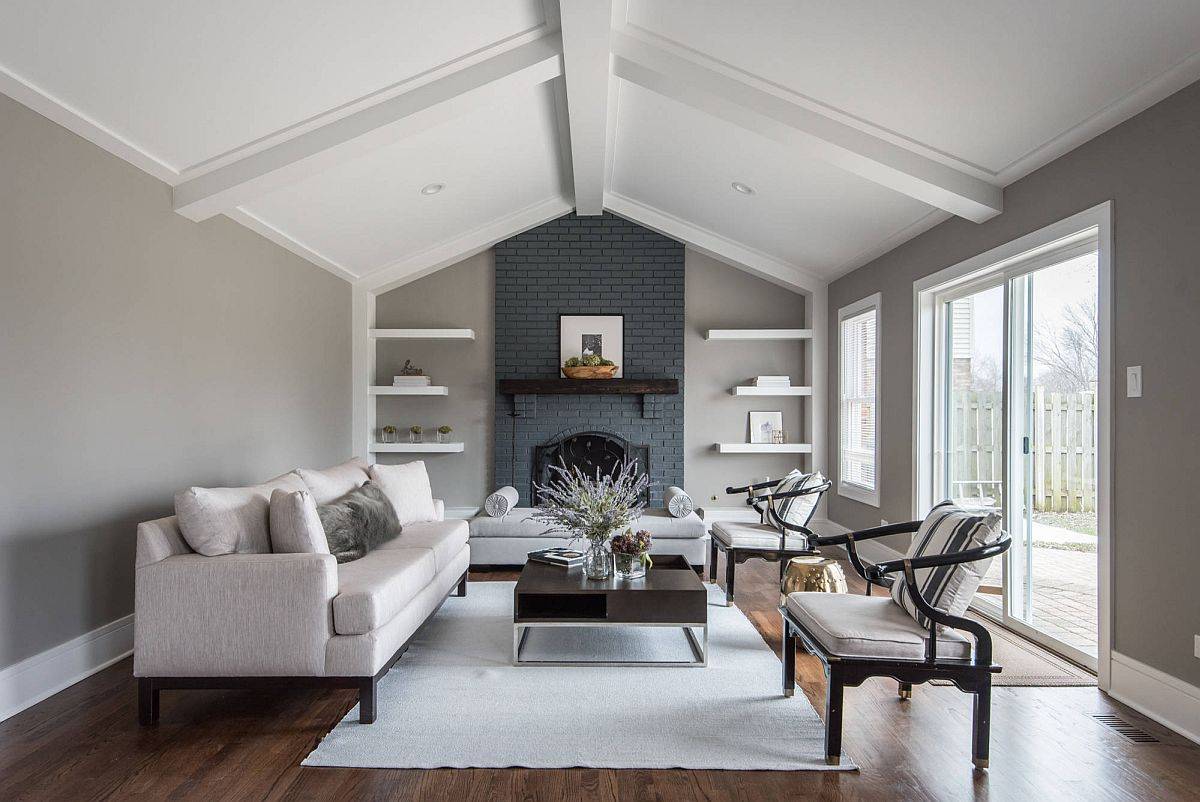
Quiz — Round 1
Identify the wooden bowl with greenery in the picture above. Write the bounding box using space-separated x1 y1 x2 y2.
562 365 618 379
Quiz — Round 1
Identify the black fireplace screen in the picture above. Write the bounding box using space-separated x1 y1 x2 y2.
531 430 651 505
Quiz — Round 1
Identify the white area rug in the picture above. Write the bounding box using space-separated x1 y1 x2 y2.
303 582 854 770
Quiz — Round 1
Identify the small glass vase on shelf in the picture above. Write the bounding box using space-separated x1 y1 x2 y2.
409 426 422 444
611 530 652 580
584 538 613 580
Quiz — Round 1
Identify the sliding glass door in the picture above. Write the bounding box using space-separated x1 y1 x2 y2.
931 240 1099 668
1006 254 1099 667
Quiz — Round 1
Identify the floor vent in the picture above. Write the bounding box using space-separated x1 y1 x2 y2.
1093 714 1159 743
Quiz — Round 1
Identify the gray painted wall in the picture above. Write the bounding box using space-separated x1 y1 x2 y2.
685 250 807 507
374 252 495 507
825 80 1200 685
0 93 352 670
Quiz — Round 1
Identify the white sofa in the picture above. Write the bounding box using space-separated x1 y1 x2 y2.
134 460 468 725
467 507 709 569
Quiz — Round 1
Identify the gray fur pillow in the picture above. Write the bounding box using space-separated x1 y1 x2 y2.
317 481 402 563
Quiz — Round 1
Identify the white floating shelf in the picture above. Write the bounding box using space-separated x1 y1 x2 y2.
369 385 449 396
370 328 475 340
705 329 812 341
715 443 813 454
371 442 465 453
732 385 813 396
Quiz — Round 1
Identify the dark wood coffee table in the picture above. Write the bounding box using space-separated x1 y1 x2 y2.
513 554 709 667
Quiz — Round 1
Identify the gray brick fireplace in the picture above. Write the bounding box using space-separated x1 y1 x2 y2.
493 213 684 506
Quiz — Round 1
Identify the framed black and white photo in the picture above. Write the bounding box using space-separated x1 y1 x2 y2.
749 411 784 444
559 314 623 377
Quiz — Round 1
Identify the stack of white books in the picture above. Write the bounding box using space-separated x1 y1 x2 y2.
393 375 432 387
753 375 792 388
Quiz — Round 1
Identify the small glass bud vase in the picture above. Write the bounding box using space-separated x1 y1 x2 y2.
613 551 647 580
437 431 450 444
583 539 613 580
409 430 421 443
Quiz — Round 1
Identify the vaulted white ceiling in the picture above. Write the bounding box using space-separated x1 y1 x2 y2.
2 0 1199 293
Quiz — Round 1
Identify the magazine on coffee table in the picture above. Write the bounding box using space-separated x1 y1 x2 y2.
527 547 585 567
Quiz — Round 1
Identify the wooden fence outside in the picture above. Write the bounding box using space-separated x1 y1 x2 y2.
948 390 1097 514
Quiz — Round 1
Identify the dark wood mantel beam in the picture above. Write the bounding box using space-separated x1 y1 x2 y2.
498 378 679 395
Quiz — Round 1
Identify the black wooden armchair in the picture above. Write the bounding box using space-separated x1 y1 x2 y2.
780 519 1011 768
708 474 831 606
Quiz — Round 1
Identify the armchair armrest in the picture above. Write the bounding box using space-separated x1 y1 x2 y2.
811 520 922 584
866 538 1011 584
134 552 338 677
725 478 782 495
747 478 833 505
814 520 921 547
432 498 445 521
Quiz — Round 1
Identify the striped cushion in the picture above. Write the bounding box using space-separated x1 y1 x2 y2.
890 500 1003 630
772 470 826 530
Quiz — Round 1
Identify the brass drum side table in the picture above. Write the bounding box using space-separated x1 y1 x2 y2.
780 555 848 604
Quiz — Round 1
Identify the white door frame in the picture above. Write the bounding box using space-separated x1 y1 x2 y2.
912 201 1113 688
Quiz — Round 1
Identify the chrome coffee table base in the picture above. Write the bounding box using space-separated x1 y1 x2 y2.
512 621 708 667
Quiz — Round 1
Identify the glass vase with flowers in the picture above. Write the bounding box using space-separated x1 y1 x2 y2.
531 459 648 581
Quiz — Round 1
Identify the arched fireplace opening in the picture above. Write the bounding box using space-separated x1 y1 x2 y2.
531 430 651 505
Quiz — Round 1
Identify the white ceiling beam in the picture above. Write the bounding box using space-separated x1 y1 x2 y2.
359 195 575 295
558 0 613 215
611 32 1003 223
173 35 564 222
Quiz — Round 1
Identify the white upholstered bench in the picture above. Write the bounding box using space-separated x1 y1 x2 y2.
467 508 709 570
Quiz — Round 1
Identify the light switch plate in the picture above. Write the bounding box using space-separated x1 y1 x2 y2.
1194 634 1199 659
1127 366 1143 398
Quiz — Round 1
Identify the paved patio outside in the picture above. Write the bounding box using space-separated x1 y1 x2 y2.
979 521 1098 658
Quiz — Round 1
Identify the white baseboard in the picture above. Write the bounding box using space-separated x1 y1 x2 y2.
445 506 481 519
1109 651 1200 745
0 614 134 724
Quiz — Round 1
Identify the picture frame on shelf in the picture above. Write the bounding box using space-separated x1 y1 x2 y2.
748 411 784 444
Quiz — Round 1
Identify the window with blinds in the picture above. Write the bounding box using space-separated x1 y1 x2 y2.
839 296 879 504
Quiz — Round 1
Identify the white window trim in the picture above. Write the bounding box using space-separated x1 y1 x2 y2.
837 292 881 507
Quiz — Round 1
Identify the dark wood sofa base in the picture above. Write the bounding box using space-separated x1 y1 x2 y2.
137 569 468 726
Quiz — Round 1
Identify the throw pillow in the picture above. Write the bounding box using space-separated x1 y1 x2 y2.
317 482 403 563
174 473 308 556
484 485 519 517
664 486 695 518
368 461 437 525
296 457 370 505
772 470 827 529
890 500 1004 630
269 489 330 554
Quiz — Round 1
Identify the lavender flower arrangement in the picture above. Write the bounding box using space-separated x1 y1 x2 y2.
531 459 648 544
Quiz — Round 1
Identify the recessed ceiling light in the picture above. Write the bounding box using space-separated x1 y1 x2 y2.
731 181 755 195
420 182 445 196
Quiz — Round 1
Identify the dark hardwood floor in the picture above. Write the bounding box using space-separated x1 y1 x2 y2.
2 557 1198 801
